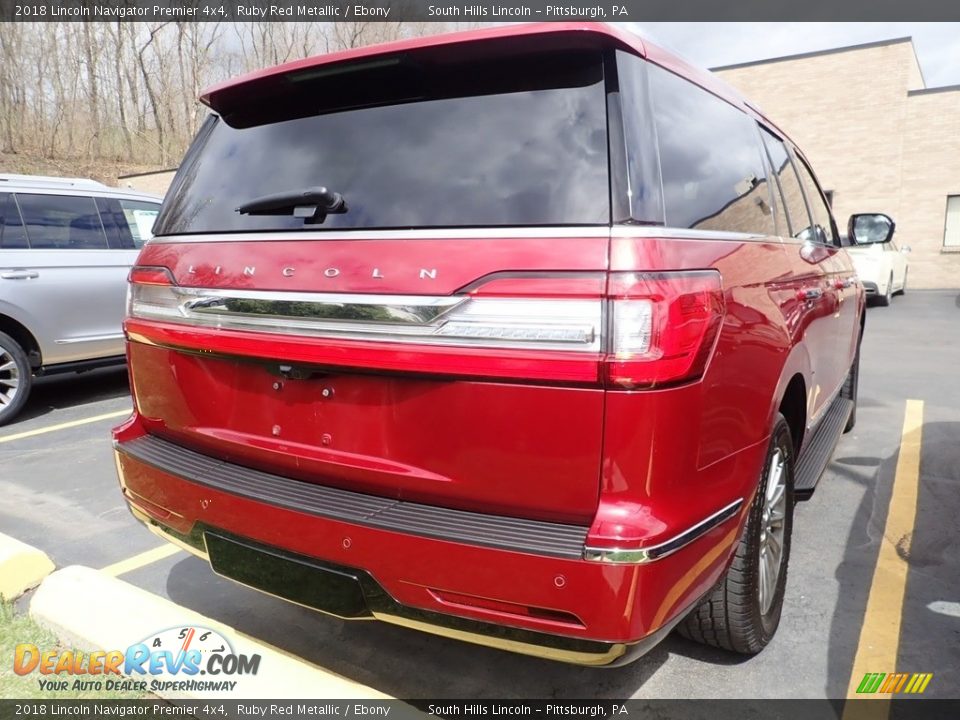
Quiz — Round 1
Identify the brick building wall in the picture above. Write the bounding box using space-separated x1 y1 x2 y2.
900 88 960 285
714 38 960 288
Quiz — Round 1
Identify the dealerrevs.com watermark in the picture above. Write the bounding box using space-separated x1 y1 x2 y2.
13 626 261 694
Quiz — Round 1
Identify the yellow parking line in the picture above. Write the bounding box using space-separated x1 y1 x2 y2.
101 544 182 577
0 409 130 444
844 399 924 714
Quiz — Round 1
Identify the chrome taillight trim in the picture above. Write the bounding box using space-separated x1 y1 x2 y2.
180 289 468 325
582 499 744 564
128 285 603 353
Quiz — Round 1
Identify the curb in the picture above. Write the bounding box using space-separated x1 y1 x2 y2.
0 531 55 600
30 565 392 700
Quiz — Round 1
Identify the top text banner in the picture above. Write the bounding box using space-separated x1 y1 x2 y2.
1 0 959 21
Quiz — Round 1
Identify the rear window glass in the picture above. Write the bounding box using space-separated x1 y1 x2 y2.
155 51 609 235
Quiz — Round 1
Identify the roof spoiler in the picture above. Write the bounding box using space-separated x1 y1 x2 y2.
201 22 645 116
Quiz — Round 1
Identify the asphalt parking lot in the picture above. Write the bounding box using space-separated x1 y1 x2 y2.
2 290 958 699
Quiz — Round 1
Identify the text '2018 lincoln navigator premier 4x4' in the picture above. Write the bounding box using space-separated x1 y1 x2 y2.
113 23 893 666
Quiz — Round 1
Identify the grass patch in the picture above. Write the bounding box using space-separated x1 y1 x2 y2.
0 600 150 700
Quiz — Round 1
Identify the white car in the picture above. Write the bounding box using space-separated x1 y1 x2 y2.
846 236 910 306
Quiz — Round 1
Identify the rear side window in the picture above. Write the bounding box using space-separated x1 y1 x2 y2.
648 64 775 235
613 51 664 225
792 154 837 245
156 51 609 235
0 193 28 249
15 194 108 250
118 200 160 248
761 131 813 242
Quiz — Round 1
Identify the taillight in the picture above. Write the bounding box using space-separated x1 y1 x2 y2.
129 286 600 354
127 266 179 321
128 266 176 286
604 271 724 389
126 266 724 387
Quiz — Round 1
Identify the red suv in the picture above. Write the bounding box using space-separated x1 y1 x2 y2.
114 23 891 666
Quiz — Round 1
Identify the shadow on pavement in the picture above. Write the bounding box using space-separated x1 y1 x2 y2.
827 419 960 698
14 366 130 424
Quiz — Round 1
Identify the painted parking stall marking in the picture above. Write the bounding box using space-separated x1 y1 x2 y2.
0 408 130 444
101 543 183 577
844 399 925 713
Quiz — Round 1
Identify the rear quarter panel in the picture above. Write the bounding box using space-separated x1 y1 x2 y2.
591 231 805 628
594 232 830 534
609 232 795 465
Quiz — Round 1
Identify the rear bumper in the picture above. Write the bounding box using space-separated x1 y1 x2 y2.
113 422 745 666
127 506 675 666
861 281 878 295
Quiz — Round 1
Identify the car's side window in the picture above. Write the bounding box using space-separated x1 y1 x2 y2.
752 124 788 237
118 200 160 249
15 193 109 250
791 153 837 246
95 197 127 250
759 130 814 243
0 192 29 249
648 64 775 235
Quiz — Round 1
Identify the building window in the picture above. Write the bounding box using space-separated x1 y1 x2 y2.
946 195 960 248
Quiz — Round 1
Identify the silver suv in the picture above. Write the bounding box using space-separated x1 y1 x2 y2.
0 174 162 425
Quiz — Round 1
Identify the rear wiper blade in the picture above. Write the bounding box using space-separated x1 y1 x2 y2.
236 187 347 225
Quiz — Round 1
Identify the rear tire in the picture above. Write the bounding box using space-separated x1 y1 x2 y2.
0 331 32 426
841 335 861 433
677 415 795 654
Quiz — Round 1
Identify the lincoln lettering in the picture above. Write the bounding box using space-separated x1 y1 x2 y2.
185 266 438 280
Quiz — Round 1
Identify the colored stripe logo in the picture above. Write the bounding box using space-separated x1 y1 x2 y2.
856 672 933 694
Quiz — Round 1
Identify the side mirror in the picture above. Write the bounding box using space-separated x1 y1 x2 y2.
848 213 895 245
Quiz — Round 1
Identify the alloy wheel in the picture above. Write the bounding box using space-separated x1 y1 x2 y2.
0 348 21 409
758 447 787 615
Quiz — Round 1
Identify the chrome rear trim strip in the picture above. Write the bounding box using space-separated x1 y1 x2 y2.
148 226 612 243
582 499 744 564
130 286 602 352
145 224 783 245
147 225 774 244
179 289 467 326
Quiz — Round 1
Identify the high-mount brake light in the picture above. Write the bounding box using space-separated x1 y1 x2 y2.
604 271 725 389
